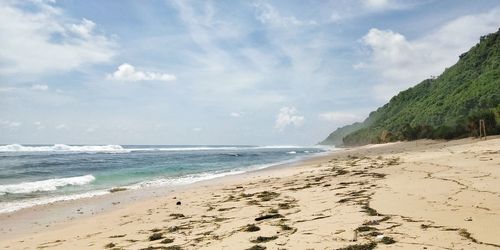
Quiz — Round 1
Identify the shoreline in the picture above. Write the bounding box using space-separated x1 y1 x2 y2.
0 147 333 214
1 137 499 249
0 148 336 240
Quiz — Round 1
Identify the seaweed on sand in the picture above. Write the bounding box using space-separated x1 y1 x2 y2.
243 224 261 232
149 233 164 241
246 245 266 250
256 191 280 201
250 235 278 243
255 213 283 221
336 242 377 250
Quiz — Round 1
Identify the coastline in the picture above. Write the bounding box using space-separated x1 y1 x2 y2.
1 137 499 249
0 145 331 215
0 149 335 239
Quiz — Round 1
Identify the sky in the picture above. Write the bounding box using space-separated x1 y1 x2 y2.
1 0 500 145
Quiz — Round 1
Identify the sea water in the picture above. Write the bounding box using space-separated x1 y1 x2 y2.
0 144 332 213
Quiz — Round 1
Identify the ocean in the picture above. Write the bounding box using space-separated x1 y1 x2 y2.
0 144 331 213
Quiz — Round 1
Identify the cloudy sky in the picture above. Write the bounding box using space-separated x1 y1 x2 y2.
1 0 499 145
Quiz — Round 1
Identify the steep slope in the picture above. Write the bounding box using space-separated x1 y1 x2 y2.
318 122 366 146
321 28 500 146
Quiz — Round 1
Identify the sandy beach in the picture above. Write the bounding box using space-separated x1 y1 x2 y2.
1 137 499 250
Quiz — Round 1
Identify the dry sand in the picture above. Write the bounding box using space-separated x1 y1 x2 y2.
0 137 499 249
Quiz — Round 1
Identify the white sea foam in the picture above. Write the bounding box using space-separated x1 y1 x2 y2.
255 145 302 149
129 145 310 152
0 144 129 153
129 146 240 152
287 151 297 154
0 144 330 154
126 170 246 190
0 175 96 195
126 157 305 191
0 190 108 214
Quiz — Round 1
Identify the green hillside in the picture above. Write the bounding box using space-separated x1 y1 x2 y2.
321 28 500 146
319 122 367 146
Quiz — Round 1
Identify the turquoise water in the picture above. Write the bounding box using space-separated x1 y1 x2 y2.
0 144 330 213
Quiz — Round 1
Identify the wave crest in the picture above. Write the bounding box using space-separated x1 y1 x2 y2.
0 144 129 153
0 175 96 195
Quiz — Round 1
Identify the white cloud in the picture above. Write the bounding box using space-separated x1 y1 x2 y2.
318 112 362 124
70 18 95 38
31 84 49 91
357 8 500 100
0 1 116 75
254 1 317 27
193 127 202 132
55 123 67 130
275 107 304 131
230 112 242 118
0 120 21 128
107 63 177 82
85 126 97 133
330 0 418 23
34 121 44 130
0 87 16 92
363 0 391 10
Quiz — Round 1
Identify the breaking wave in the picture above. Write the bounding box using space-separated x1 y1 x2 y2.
0 175 96 195
0 144 129 153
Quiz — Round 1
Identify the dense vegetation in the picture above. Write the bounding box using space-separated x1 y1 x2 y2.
320 28 500 146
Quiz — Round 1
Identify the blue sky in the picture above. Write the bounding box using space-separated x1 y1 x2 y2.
1 0 499 145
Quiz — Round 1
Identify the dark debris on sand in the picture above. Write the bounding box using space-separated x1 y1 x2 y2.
250 235 278 243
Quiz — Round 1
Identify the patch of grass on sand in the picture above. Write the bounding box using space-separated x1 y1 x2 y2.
165 246 182 250
214 217 230 222
149 233 164 241
243 224 261 232
380 236 396 244
267 208 279 214
246 245 266 250
104 242 116 248
361 204 379 216
217 207 235 211
256 191 280 201
169 213 185 219
109 234 126 238
371 173 386 178
363 216 390 226
224 195 237 201
458 229 478 243
140 246 181 250
240 193 255 198
247 200 260 205
368 231 382 236
338 198 351 203
387 157 400 165
250 236 278 243
280 224 294 231
336 169 349 175
356 226 377 232
336 242 377 250
160 238 174 244
278 203 292 209
109 187 127 193
255 213 283 221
